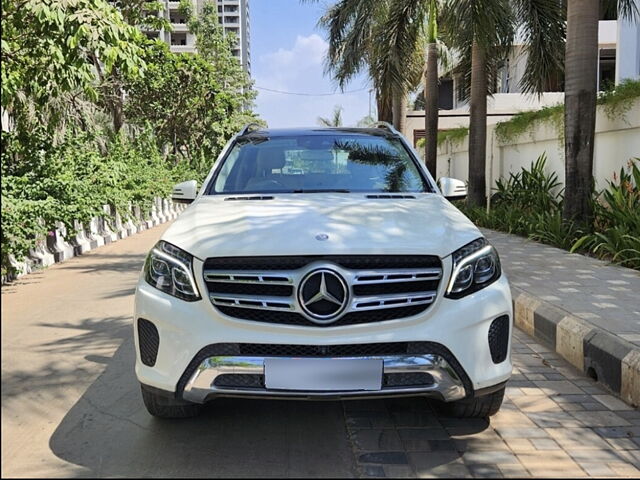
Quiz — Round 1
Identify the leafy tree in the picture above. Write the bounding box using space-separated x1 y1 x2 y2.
1 0 145 134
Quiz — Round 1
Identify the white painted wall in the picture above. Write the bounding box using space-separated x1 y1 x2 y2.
432 99 640 192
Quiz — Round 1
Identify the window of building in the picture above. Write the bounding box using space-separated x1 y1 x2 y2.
224 5 238 12
225 16 239 23
598 48 617 91
170 33 188 46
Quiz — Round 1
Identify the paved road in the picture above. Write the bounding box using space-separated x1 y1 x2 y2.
2 225 639 478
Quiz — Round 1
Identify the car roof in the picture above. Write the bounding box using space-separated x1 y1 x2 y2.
241 127 397 138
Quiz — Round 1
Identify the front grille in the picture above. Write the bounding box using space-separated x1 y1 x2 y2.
237 342 410 357
214 374 264 388
204 255 443 327
488 315 510 363
137 318 159 367
383 372 434 387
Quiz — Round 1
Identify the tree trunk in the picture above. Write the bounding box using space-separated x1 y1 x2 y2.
391 89 407 133
376 89 393 123
563 0 598 227
467 40 488 207
424 41 439 176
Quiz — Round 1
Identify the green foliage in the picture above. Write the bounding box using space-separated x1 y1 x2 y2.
318 106 344 127
416 126 469 148
494 79 640 145
457 154 640 270
494 104 564 144
571 159 640 269
597 78 640 121
0 129 188 275
1 0 145 131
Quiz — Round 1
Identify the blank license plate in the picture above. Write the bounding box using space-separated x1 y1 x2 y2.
265 358 383 391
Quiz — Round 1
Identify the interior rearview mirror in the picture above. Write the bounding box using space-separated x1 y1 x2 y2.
172 180 198 204
438 177 467 200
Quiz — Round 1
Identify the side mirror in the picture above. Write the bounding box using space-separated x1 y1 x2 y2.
439 177 467 200
172 180 198 204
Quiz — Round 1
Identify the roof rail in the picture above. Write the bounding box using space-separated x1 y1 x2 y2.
373 121 400 135
240 122 264 135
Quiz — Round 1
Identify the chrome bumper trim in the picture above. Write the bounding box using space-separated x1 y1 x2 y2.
182 354 466 404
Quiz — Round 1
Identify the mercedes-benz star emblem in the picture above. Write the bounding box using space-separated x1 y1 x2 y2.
298 269 349 323
315 233 329 241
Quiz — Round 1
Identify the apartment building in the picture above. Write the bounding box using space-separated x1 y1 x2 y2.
142 0 251 74
406 14 640 142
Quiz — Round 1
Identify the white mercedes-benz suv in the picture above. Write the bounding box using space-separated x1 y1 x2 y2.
134 123 512 419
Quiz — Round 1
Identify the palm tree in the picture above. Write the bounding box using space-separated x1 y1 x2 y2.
424 0 439 176
563 0 638 226
318 105 344 126
316 0 424 129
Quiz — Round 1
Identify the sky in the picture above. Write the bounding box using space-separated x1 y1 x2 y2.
249 0 373 128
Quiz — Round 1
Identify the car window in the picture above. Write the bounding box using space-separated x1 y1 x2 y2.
210 134 430 194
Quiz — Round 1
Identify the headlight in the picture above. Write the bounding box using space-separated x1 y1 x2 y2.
144 241 201 301
446 238 501 299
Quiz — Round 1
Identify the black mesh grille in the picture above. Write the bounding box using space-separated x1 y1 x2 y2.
214 374 264 388
238 342 410 357
204 255 441 271
137 318 159 367
217 304 429 327
488 315 510 364
383 372 434 387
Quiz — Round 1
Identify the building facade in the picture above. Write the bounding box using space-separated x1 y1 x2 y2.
142 0 251 74
406 16 640 143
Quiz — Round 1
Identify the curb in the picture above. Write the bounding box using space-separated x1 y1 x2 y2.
2 198 187 285
512 285 640 407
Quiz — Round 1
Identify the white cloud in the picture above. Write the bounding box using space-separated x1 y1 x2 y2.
252 34 372 128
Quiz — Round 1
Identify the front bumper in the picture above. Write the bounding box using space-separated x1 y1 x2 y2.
182 352 466 404
134 261 513 399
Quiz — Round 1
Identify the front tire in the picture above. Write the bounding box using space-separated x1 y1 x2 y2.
438 386 505 418
141 384 203 419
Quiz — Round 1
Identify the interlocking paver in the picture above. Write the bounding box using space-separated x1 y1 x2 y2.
344 331 640 477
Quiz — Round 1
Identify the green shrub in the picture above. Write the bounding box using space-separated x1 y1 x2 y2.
457 154 639 271
1 128 203 277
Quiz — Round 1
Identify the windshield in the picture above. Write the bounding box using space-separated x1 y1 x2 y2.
209 134 431 194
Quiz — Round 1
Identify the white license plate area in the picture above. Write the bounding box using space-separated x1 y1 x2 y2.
264 358 383 391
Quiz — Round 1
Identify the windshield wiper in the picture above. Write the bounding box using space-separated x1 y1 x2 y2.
291 189 351 193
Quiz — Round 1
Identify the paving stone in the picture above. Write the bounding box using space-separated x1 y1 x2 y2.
604 437 640 451
504 438 536 453
390 411 441 428
464 463 504 478
526 411 584 428
576 462 616 476
594 426 640 438
382 465 415 478
408 452 470 479
461 451 519 465
493 427 551 439
568 449 630 464
397 429 455 451
516 451 586 477
544 428 611 450
497 463 530 477
532 380 585 395
608 462 640 476
592 394 635 411
570 411 632 427
351 429 403 451
359 452 409 465
362 465 386 477
510 395 561 413
530 438 562 450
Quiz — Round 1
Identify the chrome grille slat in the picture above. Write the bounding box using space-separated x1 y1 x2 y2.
210 293 294 311
351 292 437 311
204 270 293 285
204 256 442 326
353 268 442 284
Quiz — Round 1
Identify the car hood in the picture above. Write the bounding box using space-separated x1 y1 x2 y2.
162 193 482 260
